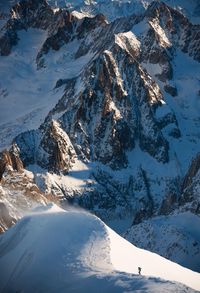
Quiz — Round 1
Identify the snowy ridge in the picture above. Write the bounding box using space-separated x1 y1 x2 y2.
0 204 199 292
125 212 200 273
1 0 200 23
46 0 200 23
0 0 200 284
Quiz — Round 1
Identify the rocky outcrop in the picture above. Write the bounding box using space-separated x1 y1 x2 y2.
0 0 75 56
4 0 198 176
55 46 170 166
10 0 53 29
179 153 200 213
40 121 76 173
62 168 155 223
182 153 200 192
0 202 16 233
0 163 61 233
145 2 200 62
164 84 178 97
12 121 76 174
37 12 107 68
0 149 23 180
11 33 170 170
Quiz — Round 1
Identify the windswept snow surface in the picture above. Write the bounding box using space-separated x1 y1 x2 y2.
0 204 199 292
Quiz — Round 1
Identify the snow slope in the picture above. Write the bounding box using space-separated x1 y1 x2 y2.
125 212 200 273
0 28 93 150
0 204 199 292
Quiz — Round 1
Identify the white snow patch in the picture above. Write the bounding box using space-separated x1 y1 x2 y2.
132 19 149 37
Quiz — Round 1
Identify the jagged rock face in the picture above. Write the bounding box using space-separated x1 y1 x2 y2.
36 4 199 167
58 51 136 168
36 13 107 68
61 167 155 222
157 155 200 217
0 0 198 192
0 149 23 180
0 164 60 233
0 1 198 171
13 121 76 173
0 202 16 233
3 1 183 170
0 0 200 232
41 44 169 168
10 0 53 29
40 121 76 173
0 0 200 278
0 0 52 55
179 153 200 214
0 0 78 56
144 2 200 61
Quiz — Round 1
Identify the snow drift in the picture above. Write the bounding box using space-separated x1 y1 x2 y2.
0 204 199 292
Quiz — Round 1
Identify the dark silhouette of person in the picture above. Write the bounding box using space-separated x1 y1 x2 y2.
138 267 142 275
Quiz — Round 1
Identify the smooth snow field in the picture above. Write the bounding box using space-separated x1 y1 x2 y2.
0 204 199 293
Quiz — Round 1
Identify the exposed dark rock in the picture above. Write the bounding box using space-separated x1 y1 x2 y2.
55 78 69 88
0 0 200 237
144 1 200 62
133 168 154 224
10 0 53 29
0 202 16 233
160 192 178 215
61 168 155 223
40 121 76 173
13 124 76 174
168 128 181 138
182 153 200 193
164 84 178 97
0 149 23 180
0 28 18 56
179 153 200 210
157 112 178 129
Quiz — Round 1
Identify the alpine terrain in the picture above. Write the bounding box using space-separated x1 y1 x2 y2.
0 0 200 291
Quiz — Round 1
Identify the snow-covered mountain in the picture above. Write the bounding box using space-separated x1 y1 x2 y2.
0 0 200 285
49 0 200 23
0 204 200 292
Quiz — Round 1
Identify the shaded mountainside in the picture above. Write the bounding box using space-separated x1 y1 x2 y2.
124 152 200 272
0 0 200 273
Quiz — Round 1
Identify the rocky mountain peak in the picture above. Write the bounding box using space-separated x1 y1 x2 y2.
0 0 200 275
0 149 23 180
